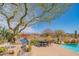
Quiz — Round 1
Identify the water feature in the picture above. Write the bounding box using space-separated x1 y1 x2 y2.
61 44 79 53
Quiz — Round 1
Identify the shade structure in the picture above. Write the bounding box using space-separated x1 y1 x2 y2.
20 38 29 44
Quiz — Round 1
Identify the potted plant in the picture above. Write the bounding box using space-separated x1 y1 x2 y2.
26 45 32 52
8 50 14 55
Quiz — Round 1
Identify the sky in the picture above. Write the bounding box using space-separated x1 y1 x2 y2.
32 3 79 34
0 3 79 34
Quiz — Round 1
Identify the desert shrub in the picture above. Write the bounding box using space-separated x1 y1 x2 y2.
64 39 78 44
64 39 69 43
8 50 14 54
0 38 6 44
30 40 38 45
0 47 7 53
26 45 32 52
0 39 3 44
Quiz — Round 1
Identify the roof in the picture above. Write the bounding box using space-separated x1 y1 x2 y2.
20 33 29 38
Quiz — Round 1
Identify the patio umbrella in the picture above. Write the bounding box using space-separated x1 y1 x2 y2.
20 38 29 44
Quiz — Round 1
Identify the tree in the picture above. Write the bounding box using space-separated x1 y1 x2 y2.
55 30 65 44
74 30 77 39
42 29 53 36
0 3 71 41
0 27 13 42
55 30 65 36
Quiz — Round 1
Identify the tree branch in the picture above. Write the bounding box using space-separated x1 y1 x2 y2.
0 3 18 31
14 3 27 33
18 4 71 33
19 23 27 33
25 3 70 27
18 4 55 33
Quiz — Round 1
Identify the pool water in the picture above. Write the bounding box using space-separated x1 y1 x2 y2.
61 44 79 53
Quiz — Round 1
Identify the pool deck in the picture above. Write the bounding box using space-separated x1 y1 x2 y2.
31 43 79 56
0 43 79 56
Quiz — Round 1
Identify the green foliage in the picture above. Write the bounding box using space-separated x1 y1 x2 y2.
8 50 14 54
0 38 5 43
0 4 71 34
30 40 38 45
64 39 78 44
0 47 7 53
26 46 32 52
74 30 77 38
0 28 8 38
0 27 14 43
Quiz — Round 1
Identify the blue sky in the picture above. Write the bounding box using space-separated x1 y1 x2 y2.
0 4 79 34
32 3 79 33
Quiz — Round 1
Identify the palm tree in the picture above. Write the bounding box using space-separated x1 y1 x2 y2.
74 30 77 39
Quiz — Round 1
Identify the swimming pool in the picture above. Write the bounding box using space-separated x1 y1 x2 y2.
61 44 79 53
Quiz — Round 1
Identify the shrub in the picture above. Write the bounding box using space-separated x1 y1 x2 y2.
26 45 32 52
64 39 69 43
0 47 7 53
71 39 76 43
30 40 38 45
64 39 78 44
8 50 14 54
0 39 4 44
